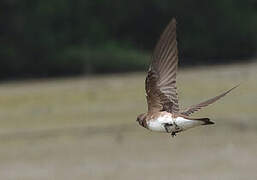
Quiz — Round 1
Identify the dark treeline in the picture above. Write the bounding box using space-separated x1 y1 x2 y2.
1 0 257 79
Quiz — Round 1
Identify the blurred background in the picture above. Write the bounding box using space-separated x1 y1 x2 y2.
0 0 257 179
1 0 257 79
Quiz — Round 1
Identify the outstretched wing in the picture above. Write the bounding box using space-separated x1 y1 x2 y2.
145 18 179 113
180 85 239 116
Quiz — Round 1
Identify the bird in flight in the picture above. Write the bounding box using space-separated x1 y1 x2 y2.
136 18 238 137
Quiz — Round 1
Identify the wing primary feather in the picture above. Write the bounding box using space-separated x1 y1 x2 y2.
159 29 176 63
153 19 176 66
160 34 176 64
145 18 180 113
159 41 177 71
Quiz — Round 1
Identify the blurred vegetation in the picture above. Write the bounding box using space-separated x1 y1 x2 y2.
1 0 257 79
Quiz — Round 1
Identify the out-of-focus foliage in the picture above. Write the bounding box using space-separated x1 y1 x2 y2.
1 0 257 79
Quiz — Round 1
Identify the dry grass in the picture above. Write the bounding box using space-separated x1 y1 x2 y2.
0 62 257 180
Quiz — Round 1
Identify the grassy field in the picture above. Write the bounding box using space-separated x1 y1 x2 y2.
0 62 257 180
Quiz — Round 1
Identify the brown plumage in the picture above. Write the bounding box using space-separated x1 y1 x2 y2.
137 18 238 137
146 18 179 113
145 18 237 117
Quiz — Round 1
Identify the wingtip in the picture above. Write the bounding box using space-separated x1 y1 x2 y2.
228 84 240 93
235 83 240 88
234 84 240 88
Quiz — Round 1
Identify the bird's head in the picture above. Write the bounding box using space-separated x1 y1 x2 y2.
136 113 147 128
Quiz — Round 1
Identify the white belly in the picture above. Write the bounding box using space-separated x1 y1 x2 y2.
175 117 203 130
147 114 174 132
147 115 203 133
147 120 168 132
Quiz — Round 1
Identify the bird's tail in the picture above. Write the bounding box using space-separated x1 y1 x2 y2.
187 117 215 125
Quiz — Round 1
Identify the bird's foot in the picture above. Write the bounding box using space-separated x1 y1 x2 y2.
164 123 173 133
171 131 177 138
170 122 182 138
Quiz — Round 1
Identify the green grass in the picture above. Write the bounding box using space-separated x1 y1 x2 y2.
0 62 257 180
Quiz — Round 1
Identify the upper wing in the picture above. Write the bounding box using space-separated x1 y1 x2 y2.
145 18 179 113
180 85 239 116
